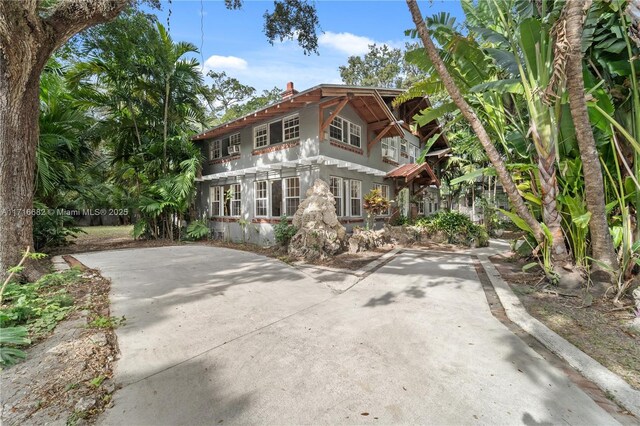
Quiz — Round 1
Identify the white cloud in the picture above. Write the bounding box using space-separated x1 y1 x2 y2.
318 31 376 56
204 55 248 72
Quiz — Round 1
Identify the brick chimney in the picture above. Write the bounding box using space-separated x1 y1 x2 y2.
282 81 298 100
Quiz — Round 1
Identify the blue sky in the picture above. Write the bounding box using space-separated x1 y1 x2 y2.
148 1 465 92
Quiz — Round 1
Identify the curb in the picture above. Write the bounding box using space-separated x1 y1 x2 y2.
353 247 402 277
51 255 70 272
478 254 640 419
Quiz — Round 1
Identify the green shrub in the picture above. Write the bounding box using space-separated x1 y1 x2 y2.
414 211 489 247
186 219 210 240
274 216 297 247
0 326 30 367
33 202 84 250
390 215 411 226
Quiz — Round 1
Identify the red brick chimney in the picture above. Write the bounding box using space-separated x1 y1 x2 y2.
282 81 298 100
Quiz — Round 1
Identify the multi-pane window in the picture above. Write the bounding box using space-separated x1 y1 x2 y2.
254 114 299 148
410 145 420 163
417 197 425 215
400 139 408 155
284 177 300 216
254 125 268 148
382 136 399 161
330 176 344 217
283 115 299 141
329 117 343 141
329 116 361 147
229 133 241 145
349 122 361 148
373 184 390 216
230 184 241 216
210 186 222 216
210 140 222 160
255 181 268 216
350 180 362 217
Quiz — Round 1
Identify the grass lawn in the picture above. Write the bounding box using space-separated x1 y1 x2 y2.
76 225 133 240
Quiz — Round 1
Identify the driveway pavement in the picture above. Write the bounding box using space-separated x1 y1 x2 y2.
74 246 619 425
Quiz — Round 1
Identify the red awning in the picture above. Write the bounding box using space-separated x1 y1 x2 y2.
385 162 440 186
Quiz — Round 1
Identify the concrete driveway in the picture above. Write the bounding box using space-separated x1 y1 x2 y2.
74 246 618 425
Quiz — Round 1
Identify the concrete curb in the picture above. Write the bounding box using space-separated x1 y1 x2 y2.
478 254 640 419
51 255 70 272
353 247 402 277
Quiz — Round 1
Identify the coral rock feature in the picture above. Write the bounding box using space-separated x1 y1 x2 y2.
348 228 389 253
289 179 346 259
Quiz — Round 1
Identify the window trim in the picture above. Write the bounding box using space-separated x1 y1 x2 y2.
210 140 222 160
381 136 399 161
329 115 362 148
210 186 223 216
254 181 269 217
253 114 300 149
349 180 362 217
230 183 241 217
329 176 344 217
283 177 300 217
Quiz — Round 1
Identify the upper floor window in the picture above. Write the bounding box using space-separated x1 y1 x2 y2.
400 139 408 155
229 133 241 145
382 136 400 161
209 140 222 160
329 116 361 148
254 114 299 148
409 144 420 163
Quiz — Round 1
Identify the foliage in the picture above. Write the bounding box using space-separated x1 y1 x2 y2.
414 211 489 247
339 44 404 88
390 215 411 226
363 188 391 229
88 315 125 329
186 219 210 241
274 216 297 247
0 268 82 366
0 326 30 367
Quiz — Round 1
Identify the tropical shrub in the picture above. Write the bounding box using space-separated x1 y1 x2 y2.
186 219 210 240
363 188 391 229
0 326 30 367
415 211 489 247
274 216 297 247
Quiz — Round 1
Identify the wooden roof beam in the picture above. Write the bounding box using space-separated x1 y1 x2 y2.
367 123 394 157
319 96 350 136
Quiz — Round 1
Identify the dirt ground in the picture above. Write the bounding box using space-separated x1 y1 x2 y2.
1 263 119 425
490 252 640 390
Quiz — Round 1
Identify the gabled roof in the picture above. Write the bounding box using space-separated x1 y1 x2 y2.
385 162 440 186
191 84 444 145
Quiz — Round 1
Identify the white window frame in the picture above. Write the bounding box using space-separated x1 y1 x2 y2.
410 144 420 163
373 183 391 216
229 133 241 145
329 116 361 148
400 139 408 155
210 186 223 216
284 177 300 216
210 140 222 160
254 114 300 148
283 115 300 142
230 183 241 216
254 181 268 217
381 136 399 161
329 176 344 217
350 180 362 217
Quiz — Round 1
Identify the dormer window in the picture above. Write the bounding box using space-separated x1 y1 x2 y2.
329 116 361 148
254 114 299 148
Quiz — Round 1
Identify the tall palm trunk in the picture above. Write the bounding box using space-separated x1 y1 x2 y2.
564 0 619 272
405 0 545 244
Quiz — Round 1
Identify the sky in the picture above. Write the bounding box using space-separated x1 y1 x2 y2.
147 1 465 92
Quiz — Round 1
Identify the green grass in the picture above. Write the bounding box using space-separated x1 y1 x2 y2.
76 226 133 239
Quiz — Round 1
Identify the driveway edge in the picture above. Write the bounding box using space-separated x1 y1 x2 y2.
477 254 640 419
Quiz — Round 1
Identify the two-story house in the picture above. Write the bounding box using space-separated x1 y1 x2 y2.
192 83 448 244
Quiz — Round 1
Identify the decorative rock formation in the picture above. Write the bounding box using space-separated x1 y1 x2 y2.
348 228 388 253
288 179 346 259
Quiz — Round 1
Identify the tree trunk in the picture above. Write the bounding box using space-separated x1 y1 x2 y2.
564 0 619 272
537 147 566 258
0 0 129 278
405 0 545 244
0 69 40 274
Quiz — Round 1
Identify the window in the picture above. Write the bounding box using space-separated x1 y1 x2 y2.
229 133 241 145
400 139 408 155
255 181 268 217
329 116 361 147
350 180 362 217
349 122 361 148
254 125 268 148
283 115 299 141
254 115 299 148
230 184 241 216
330 176 344 217
271 180 282 217
373 184 391 216
210 186 223 216
417 197 425 215
210 140 222 160
409 145 420 163
381 136 399 161
284 177 300 216
329 117 343 141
